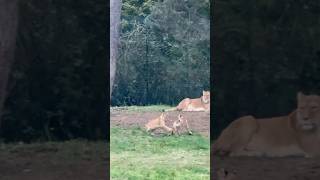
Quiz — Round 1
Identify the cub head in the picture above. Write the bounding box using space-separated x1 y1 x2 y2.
201 90 210 104
296 92 320 131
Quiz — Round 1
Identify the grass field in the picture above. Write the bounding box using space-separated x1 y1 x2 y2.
110 127 210 180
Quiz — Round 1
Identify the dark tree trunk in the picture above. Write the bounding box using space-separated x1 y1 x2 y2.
110 0 122 99
0 0 19 131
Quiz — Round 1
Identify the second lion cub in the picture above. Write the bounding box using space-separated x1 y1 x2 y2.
172 114 192 135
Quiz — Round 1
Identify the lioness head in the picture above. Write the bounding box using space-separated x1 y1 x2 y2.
296 92 320 131
201 90 210 104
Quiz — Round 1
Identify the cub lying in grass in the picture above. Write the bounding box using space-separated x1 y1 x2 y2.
145 112 173 134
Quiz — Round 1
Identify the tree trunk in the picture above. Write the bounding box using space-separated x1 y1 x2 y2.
0 0 19 131
110 0 122 99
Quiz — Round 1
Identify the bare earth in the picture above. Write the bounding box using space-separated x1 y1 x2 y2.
110 110 210 136
0 142 108 180
212 155 320 180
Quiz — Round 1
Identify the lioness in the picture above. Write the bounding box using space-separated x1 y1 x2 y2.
166 90 210 112
145 112 173 134
172 114 193 135
213 92 320 157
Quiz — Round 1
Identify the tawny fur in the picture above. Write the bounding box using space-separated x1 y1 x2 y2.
172 114 192 135
145 113 173 134
166 90 210 112
213 92 320 158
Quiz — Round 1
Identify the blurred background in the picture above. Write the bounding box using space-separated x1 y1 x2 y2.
213 0 320 138
0 0 107 142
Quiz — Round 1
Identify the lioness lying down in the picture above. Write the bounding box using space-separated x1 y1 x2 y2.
166 90 210 112
213 92 320 158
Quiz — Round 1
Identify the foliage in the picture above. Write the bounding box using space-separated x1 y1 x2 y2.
213 0 320 137
110 127 210 179
112 0 210 106
1 0 107 142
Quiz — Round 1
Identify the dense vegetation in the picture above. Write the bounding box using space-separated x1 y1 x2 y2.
1 0 107 142
111 0 210 106
213 0 320 137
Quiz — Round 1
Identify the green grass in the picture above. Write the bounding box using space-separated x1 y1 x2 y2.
111 105 174 112
110 127 210 180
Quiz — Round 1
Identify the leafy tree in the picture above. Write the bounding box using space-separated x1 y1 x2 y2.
112 0 210 106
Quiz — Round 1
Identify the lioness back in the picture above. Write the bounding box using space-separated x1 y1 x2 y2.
176 90 210 111
177 98 203 111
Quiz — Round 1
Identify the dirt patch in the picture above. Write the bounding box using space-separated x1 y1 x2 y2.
110 110 210 136
0 142 108 180
212 155 320 180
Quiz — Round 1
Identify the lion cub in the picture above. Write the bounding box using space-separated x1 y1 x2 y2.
145 112 173 134
172 114 192 135
166 90 210 112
